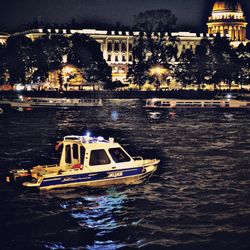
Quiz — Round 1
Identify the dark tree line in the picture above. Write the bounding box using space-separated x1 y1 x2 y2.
128 9 178 89
129 9 250 90
0 33 111 88
175 36 250 90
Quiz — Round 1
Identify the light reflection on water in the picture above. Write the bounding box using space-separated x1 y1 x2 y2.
59 188 127 249
0 100 250 249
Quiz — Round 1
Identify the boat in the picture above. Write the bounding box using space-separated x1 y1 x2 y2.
144 98 250 109
1 96 103 108
6 135 160 190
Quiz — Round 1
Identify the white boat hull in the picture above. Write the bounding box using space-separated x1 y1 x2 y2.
23 164 158 190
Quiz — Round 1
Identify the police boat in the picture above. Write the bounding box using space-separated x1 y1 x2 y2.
7 135 160 190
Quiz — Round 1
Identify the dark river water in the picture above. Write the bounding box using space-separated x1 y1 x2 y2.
0 99 250 250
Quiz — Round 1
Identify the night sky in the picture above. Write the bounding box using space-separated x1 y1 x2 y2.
0 0 249 36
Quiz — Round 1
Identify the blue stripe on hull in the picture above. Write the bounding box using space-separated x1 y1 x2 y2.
40 167 143 188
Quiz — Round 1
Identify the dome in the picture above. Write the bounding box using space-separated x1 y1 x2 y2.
212 0 242 11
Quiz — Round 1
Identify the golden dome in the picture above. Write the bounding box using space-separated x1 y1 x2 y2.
213 0 242 11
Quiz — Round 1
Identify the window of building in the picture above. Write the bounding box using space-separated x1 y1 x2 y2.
107 54 111 61
109 147 131 163
129 54 133 61
129 43 133 51
113 66 119 73
65 145 71 164
183 45 186 50
107 42 112 51
122 55 126 61
72 144 78 159
118 67 125 73
114 42 119 51
89 149 111 166
121 43 126 51
115 55 119 62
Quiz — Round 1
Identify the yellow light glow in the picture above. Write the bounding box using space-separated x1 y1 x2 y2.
149 66 167 76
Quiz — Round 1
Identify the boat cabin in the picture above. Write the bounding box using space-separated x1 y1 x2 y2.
59 135 134 172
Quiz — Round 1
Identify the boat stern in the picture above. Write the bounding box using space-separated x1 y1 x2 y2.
6 169 32 184
22 181 40 188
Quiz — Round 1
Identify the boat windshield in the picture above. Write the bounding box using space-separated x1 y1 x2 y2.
109 147 131 163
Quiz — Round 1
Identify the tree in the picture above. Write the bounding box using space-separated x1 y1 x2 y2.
129 9 178 89
0 43 6 83
128 35 149 89
1 33 111 88
32 38 50 83
210 35 239 90
236 42 250 89
68 33 111 85
194 38 215 89
175 49 198 89
33 35 70 89
175 36 241 90
5 35 35 84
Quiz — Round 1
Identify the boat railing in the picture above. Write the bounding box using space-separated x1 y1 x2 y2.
63 135 111 144
132 156 143 161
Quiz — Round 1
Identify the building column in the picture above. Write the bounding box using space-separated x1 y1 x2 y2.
220 25 224 36
229 26 232 40
232 27 236 40
236 26 239 41
236 26 240 41
239 27 242 41
235 27 238 41
242 27 246 41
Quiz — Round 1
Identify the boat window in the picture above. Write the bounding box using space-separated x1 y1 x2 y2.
65 145 71 164
89 149 111 166
154 101 162 106
80 146 85 165
73 144 78 159
109 147 131 163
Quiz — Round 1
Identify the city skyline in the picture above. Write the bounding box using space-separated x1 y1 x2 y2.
0 0 249 37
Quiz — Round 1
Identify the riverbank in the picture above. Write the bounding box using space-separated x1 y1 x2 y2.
0 90 249 99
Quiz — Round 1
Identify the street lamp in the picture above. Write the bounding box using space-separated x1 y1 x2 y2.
149 65 168 90
149 65 167 76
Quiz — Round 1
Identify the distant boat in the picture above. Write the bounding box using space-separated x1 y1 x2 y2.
1 97 103 108
6 135 160 190
144 98 250 109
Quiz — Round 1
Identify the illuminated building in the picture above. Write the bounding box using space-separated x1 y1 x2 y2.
207 0 248 41
0 32 9 44
0 1 248 83
9 29 211 83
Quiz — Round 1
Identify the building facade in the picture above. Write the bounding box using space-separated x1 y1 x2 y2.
0 32 9 44
0 0 248 83
11 28 215 82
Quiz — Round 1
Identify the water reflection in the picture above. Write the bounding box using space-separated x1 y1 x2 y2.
147 111 161 119
146 110 177 122
1 101 250 250
60 188 126 249
111 111 119 121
